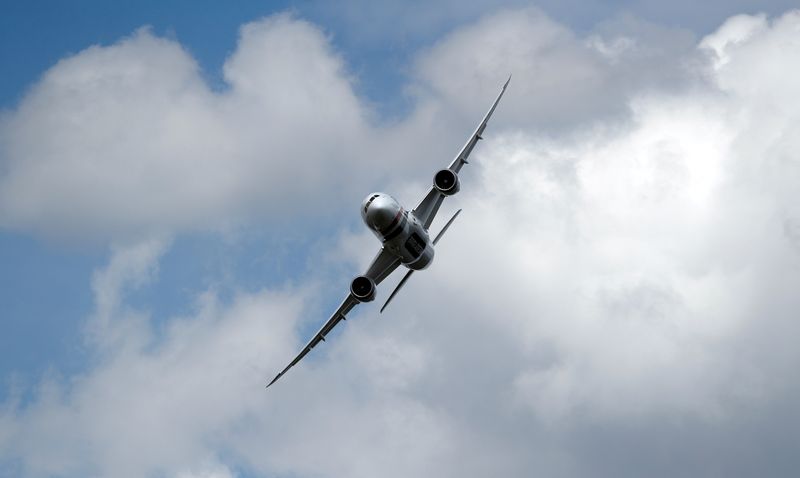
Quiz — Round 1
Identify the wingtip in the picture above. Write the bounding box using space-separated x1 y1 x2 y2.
504 74 512 89
266 373 282 389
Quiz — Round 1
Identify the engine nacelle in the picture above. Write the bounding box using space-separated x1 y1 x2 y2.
350 275 376 302
433 169 460 196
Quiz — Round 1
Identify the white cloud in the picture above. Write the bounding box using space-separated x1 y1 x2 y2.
0 14 374 243
0 240 308 477
412 8 699 133
0 8 701 244
3 7 800 478
176 463 236 478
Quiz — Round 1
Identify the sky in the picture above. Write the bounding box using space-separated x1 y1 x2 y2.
1 1 800 477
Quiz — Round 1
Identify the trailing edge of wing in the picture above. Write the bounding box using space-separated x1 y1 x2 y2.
365 247 402 284
266 248 401 389
266 294 358 388
413 76 510 229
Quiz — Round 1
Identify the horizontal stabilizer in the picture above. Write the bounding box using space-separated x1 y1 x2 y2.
380 269 414 313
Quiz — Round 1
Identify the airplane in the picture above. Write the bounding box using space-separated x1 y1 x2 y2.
266 76 510 388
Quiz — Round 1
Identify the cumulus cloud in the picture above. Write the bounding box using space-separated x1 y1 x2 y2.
0 14 375 242
0 8 705 244
401 9 800 473
0 240 307 477
3 7 800 478
413 8 698 131
377 7 703 191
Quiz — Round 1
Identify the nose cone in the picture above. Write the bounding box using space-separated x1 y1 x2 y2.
369 201 397 229
361 193 401 232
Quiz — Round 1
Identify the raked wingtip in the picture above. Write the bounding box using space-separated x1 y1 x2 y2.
266 373 282 389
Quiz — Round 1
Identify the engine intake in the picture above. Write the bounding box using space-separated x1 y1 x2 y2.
433 169 460 196
350 275 376 302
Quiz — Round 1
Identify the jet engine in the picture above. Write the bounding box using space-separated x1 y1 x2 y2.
350 275 376 302
433 169 460 196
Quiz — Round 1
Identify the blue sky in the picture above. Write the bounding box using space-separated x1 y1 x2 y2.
2 1 800 477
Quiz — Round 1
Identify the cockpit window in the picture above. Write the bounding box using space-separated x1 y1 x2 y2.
364 194 379 213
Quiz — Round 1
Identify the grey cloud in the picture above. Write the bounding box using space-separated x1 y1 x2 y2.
413 7 703 133
3 7 800 478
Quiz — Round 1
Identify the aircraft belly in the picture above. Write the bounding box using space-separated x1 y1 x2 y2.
384 217 434 270
406 245 434 270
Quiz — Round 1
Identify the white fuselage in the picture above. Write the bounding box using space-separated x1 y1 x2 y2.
361 193 435 270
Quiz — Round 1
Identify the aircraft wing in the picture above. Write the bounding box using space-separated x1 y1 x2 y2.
266 248 401 388
413 76 510 229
